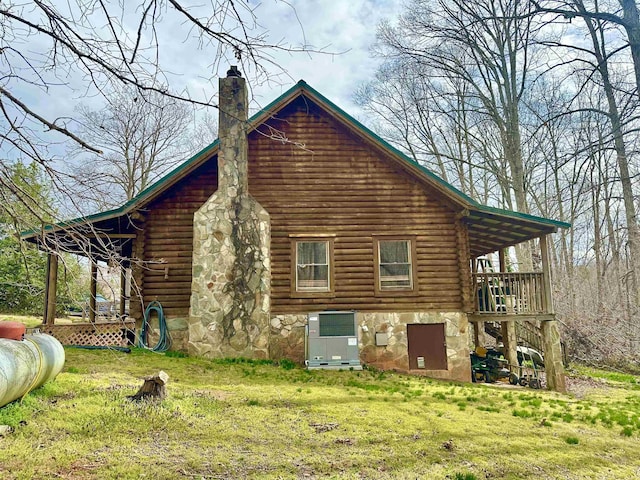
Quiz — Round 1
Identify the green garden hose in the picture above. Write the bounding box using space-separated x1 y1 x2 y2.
138 300 170 352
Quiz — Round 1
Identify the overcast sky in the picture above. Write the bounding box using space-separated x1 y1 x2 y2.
245 0 403 115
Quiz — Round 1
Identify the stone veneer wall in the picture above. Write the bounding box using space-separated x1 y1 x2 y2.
269 311 471 382
189 196 270 358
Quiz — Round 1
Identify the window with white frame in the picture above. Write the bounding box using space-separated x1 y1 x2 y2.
377 239 414 290
295 240 330 292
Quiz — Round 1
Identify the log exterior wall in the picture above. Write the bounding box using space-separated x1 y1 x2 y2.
138 161 218 319
251 101 463 314
132 98 465 319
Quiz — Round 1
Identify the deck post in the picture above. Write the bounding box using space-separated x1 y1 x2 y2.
119 266 128 318
44 253 58 325
541 319 566 392
539 234 566 392
498 248 506 273
90 260 98 323
501 321 518 367
539 235 554 314
473 321 488 348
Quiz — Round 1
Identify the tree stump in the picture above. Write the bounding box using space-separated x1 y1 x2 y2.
128 371 169 401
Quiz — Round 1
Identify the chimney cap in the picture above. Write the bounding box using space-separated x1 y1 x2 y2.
227 66 242 78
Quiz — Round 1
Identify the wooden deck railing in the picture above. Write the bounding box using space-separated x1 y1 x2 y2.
473 272 548 314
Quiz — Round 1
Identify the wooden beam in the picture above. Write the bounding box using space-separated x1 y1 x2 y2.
43 253 50 324
540 235 554 314
90 260 98 323
44 253 58 325
501 321 518 367
498 248 506 273
86 233 137 239
468 314 555 323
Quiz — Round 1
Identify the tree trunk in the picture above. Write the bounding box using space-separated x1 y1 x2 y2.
620 0 640 98
582 6 640 349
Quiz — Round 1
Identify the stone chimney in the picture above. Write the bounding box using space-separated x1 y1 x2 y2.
217 66 248 196
188 67 271 359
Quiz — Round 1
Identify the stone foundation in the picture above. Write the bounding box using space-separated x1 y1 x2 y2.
269 311 471 382
269 314 307 361
145 317 189 352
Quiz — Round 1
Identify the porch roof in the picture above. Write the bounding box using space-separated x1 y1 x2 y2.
22 80 569 258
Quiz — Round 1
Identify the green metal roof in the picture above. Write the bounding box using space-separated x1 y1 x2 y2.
22 79 569 241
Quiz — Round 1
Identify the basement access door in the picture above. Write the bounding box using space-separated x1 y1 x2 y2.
407 323 448 370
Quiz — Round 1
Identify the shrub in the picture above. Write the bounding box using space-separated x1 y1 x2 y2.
454 473 478 480
279 358 296 370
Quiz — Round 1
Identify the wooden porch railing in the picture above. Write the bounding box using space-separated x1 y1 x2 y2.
473 272 548 314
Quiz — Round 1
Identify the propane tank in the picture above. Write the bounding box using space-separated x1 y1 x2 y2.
0 328 65 408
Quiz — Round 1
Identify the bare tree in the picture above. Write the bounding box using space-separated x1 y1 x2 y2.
535 0 640 350
368 0 540 267
534 0 640 98
355 62 499 205
0 0 320 226
74 87 194 206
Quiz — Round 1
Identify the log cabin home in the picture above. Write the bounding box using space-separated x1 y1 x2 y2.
23 68 569 391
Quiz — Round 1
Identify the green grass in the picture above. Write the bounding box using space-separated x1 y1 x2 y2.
1 350 640 479
574 365 640 385
0 314 43 328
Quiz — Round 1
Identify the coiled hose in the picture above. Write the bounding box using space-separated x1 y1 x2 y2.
138 300 170 352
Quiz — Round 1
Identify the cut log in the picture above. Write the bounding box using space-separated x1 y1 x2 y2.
128 371 169 401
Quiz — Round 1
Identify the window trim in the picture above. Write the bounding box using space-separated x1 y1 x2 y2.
373 235 418 296
291 237 335 298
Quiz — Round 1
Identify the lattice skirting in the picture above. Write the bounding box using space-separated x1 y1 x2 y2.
40 321 136 347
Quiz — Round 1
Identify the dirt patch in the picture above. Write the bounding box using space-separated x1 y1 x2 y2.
565 375 609 398
192 390 232 401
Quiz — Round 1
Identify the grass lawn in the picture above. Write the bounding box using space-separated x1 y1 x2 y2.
0 314 44 328
1 314 76 328
1 349 639 479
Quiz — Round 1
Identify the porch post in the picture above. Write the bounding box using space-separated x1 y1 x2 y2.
90 260 98 323
540 235 554 314
539 234 566 393
541 320 566 392
473 322 481 347
119 266 127 318
498 248 506 272
44 253 58 325
501 321 518 367
540 235 567 393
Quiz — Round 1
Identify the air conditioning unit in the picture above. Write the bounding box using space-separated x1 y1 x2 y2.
306 311 362 370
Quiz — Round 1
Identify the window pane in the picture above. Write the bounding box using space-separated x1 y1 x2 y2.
380 241 409 263
378 240 412 289
380 263 411 288
298 242 327 264
297 241 329 291
380 263 410 278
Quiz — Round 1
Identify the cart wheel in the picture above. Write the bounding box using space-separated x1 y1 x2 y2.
484 371 491 383
519 377 528 387
509 373 519 385
529 379 541 389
